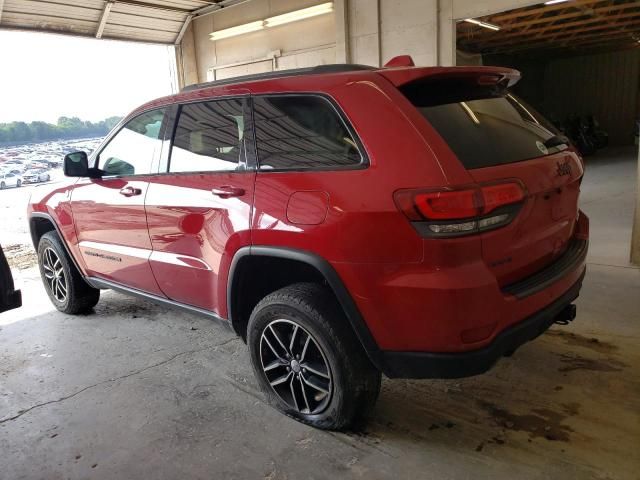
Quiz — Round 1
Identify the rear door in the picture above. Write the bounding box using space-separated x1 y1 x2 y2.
71 108 167 295
145 95 255 315
400 75 583 286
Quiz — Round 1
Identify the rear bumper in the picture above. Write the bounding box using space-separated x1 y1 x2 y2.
380 269 584 378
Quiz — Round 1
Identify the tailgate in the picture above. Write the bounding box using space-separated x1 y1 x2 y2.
393 66 584 286
471 152 583 286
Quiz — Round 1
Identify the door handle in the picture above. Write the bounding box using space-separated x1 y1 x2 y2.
212 186 245 199
119 186 142 197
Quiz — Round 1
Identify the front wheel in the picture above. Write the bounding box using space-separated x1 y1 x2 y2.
0 182 5 189
38 231 100 314
248 283 381 430
16 180 21 188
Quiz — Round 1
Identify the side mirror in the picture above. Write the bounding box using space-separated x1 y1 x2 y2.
64 151 89 177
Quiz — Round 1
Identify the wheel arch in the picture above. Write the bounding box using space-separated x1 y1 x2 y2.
227 246 382 369
29 212 84 275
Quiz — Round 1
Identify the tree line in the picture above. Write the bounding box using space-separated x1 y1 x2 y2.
0 116 122 144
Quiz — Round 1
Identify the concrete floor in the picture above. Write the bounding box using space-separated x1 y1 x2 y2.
1 148 639 479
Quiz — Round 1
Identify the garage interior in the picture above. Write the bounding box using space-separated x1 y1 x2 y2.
1 0 639 479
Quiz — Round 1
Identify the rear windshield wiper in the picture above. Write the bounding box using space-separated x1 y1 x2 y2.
544 135 570 149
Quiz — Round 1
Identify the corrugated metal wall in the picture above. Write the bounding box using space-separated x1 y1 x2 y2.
543 49 640 146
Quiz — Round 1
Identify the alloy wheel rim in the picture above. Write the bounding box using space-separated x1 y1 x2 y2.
43 247 67 303
259 319 333 415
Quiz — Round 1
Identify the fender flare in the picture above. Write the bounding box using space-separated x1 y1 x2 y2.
29 212 84 275
227 246 383 369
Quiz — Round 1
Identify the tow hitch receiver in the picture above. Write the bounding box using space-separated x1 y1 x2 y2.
554 304 577 325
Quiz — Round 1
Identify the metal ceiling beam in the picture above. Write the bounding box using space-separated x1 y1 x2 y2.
489 0 599 23
489 29 640 54
465 12 638 44
96 1 114 39
192 0 251 18
174 13 193 44
115 0 194 14
464 1 640 35
468 15 640 49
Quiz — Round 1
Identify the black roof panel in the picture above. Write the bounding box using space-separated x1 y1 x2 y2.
181 64 377 92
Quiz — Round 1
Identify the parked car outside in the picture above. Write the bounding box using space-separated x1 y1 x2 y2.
3 160 25 172
28 59 588 430
0 172 22 189
23 169 51 184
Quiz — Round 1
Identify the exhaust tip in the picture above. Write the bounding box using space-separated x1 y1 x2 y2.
554 304 577 325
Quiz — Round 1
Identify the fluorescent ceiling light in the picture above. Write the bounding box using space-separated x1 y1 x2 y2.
464 18 500 31
265 2 333 27
544 0 570 5
210 20 264 40
210 2 333 41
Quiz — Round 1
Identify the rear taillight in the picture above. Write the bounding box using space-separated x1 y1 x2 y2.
394 181 525 237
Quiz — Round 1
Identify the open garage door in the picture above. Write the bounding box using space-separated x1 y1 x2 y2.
456 0 640 264
456 0 640 150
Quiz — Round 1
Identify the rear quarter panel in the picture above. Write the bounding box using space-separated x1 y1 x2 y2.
248 72 466 264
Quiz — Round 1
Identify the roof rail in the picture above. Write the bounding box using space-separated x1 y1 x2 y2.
181 64 376 92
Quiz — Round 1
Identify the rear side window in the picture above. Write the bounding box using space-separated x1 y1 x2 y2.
401 78 562 169
170 98 246 173
252 95 364 170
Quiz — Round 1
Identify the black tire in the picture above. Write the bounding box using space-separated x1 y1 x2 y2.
37 231 100 314
248 282 381 430
0 182 5 189
16 180 21 188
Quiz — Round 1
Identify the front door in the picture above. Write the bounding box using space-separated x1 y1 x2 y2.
145 96 255 315
71 108 167 295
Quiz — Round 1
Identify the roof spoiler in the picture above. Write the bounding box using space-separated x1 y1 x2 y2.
379 65 521 89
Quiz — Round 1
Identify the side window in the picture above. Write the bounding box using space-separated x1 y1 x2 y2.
252 95 363 170
169 98 245 173
98 108 166 176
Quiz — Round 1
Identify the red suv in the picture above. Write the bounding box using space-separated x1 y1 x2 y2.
28 60 588 430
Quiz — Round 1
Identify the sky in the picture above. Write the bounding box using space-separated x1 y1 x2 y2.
0 31 176 124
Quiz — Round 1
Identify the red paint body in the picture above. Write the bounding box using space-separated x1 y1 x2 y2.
28 65 588 356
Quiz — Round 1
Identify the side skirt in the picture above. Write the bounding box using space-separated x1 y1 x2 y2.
86 276 233 330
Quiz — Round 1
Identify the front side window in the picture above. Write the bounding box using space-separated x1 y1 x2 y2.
98 108 166 176
253 95 363 170
169 98 245 173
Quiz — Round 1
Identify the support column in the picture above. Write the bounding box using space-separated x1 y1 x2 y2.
175 22 199 89
631 146 640 265
335 0 350 64
437 0 456 66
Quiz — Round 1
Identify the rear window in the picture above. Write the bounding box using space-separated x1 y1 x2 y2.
401 77 562 169
252 95 364 171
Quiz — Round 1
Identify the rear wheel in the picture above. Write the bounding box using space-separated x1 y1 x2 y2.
0 182 5 189
248 282 381 430
38 231 100 314
16 180 21 188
